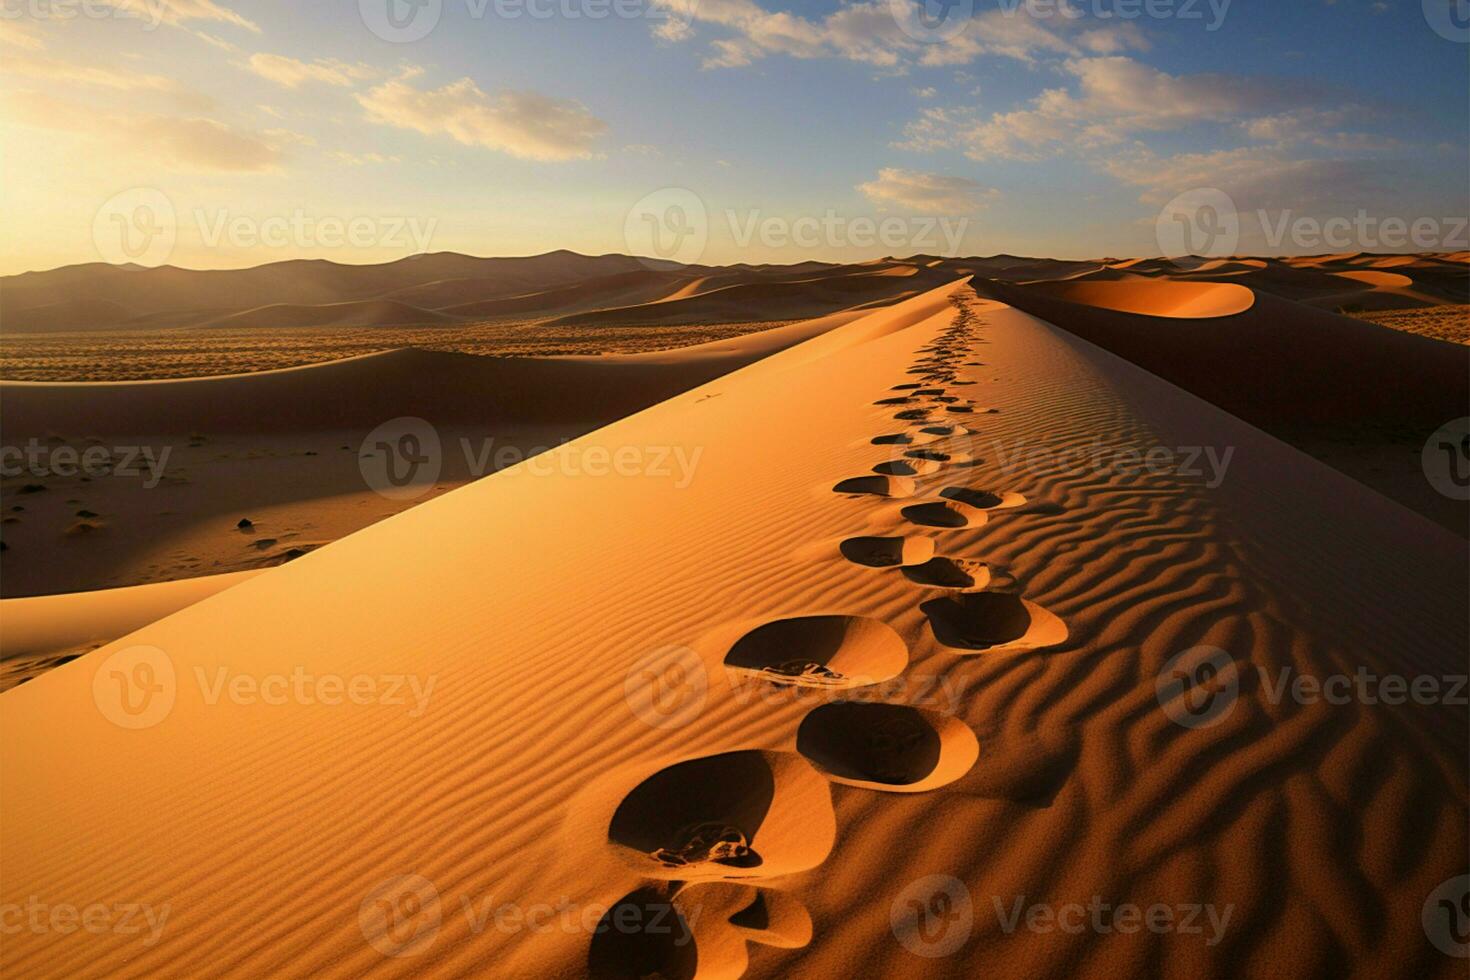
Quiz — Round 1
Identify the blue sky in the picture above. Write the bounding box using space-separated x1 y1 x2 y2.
1 0 1466 272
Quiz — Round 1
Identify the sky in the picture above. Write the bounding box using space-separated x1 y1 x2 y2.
1 0 1467 274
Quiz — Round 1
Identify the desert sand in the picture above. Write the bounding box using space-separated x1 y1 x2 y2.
1 281 1465 978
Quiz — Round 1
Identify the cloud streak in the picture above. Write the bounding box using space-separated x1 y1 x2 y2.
858 168 996 212
356 72 607 161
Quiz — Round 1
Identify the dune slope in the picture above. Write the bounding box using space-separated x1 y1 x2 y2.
0 283 1464 979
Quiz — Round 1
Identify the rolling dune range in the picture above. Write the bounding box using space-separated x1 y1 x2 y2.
1 283 1464 978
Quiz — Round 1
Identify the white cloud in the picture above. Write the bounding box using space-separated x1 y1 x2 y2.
648 0 1146 71
246 53 376 88
858 168 996 212
0 20 45 50
356 73 607 161
1102 146 1390 212
101 0 260 33
898 56 1323 160
4 91 288 172
0 50 177 90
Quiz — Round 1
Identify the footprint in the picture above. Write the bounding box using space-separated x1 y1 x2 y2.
919 424 970 438
872 459 940 478
607 750 837 882
588 886 700 979
901 557 991 591
833 475 915 498
893 409 931 422
940 487 1026 510
872 430 940 447
795 702 979 793
873 396 914 406
839 536 936 569
920 592 1069 653
904 449 976 466
871 433 913 446
900 500 985 529
722 615 909 690
589 883 813 980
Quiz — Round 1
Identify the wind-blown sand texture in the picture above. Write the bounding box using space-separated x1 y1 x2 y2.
2 283 1464 978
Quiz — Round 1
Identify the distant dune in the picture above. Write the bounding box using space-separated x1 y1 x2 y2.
3 250 1464 336
200 299 460 330
549 267 943 327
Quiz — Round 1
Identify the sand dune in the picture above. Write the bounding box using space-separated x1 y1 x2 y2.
201 299 460 330
985 278 1470 531
550 268 943 328
0 251 695 333
439 269 694 319
0 308 872 597
1023 280 1256 318
1 282 1462 979
0 571 258 692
